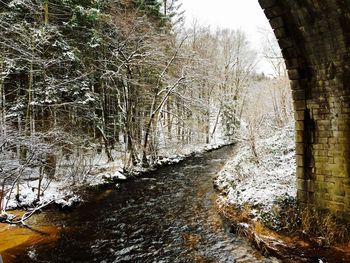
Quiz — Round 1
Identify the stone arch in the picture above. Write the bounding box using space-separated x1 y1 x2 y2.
259 0 350 216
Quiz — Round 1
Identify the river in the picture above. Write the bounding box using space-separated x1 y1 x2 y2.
7 146 279 262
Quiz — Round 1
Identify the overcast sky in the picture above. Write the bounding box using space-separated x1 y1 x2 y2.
181 0 273 74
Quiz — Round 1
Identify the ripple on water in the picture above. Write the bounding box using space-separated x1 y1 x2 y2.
11 146 279 262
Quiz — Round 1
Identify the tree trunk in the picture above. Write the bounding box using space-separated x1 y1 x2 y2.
0 57 5 137
25 31 35 135
37 167 44 201
167 99 172 142
44 0 49 25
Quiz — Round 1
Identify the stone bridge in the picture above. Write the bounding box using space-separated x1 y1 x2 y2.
259 0 350 216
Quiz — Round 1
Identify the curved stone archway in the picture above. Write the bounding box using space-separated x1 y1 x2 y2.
259 0 350 216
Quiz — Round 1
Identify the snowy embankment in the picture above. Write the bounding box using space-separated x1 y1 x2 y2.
4 139 227 211
214 122 296 213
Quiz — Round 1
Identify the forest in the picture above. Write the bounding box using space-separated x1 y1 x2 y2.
0 0 290 215
3 1 350 262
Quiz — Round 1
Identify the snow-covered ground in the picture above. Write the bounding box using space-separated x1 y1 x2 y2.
2 151 122 210
214 120 296 212
3 138 228 212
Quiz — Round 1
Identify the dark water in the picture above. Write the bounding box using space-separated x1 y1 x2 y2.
14 146 278 262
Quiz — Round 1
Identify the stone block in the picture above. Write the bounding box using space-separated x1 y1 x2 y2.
333 131 347 137
294 100 306 110
314 156 330 163
295 121 305 131
316 120 331 128
315 138 328 144
340 113 350 120
345 186 350 196
269 17 284 29
334 181 346 196
290 80 301 90
315 162 331 171
329 166 347 177
341 107 350 113
338 137 349 144
330 143 345 151
337 124 350 131
294 110 305 120
313 114 326 120
328 157 335 164
314 150 327 156
307 102 321 109
297 179 308 191
282 47 299 59
258 0 277 9
308 180 316 192
286 58 299 69
288 69 301 80
324 193 333 201
292 90 306 100
313 144 324 150
296 143 304 153
274 28 287 39
296 154 304 166
316 174 325 182
334 196 345 203
333 156 346 164
278 37 294 49
264 6 284 18
296 167 305 178
297 190 309 203
341 101 350 108
318 131 332 138
295 131 304 143
328 137 338 144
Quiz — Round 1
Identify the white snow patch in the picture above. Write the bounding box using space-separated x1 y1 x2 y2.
4 179 81 210
100 170 127 183
215 121 296 212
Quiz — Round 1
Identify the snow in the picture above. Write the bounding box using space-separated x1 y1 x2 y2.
3 137 227 211
100 171 127 183
215 120 296 212
5 179 81 210
8 0 25 8
63 51 76 60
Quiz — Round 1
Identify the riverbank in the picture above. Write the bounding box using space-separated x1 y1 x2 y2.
0 142 231 260
214 122 296 213
2 140 228 213
2 145 276 262
216 198 350 262
214 122 350 262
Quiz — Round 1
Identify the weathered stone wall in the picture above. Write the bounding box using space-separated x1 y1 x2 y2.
259 0 350 216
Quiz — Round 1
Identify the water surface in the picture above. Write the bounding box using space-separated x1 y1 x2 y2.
10 146 277 262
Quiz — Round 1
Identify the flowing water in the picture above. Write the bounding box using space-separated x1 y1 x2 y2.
9 146 278 262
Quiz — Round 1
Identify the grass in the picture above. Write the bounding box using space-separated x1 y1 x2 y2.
217 195 350 261
260 195 350 246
